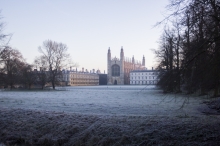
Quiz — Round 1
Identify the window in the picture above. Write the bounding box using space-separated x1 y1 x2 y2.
112 64 120 76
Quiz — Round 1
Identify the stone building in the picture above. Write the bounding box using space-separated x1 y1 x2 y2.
62 70 99 86
129 69 159 85
107 47 145 85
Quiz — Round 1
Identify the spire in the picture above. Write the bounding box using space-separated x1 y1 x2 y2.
108 47 111 61
108 47 111 53
132 55 134 64
142 55 145 66
120 46 124 61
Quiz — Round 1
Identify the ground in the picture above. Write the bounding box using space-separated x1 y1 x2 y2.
0 86 220 146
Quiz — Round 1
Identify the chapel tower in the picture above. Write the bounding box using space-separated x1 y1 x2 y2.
120 47 125 84
107 47 145 85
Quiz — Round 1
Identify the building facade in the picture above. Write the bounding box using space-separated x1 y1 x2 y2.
107 47 145 85
130 70 159 85
62 71 99 86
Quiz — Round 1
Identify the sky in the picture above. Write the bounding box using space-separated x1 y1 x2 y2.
0 0 169 73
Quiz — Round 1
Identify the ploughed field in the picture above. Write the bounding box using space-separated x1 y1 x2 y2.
0 85 220 145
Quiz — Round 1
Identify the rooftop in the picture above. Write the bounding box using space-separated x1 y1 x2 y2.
130 70 158 73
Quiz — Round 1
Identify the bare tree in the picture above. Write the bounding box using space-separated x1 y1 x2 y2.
0 12 13 88
0 47 25 88
155 0 220 96
37 40 71 89
155 29 173 92
0 11 12 55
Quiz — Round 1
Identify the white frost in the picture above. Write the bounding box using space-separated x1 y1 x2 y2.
0 85 205 117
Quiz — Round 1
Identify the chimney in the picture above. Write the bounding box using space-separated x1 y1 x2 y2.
82 67 84 72
152 67 153 70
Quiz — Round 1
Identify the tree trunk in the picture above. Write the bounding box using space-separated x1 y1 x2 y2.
52 81 55 90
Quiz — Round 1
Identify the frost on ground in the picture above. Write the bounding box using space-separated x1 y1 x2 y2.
0 85 220 145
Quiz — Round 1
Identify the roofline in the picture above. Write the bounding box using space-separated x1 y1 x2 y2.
130 70 159 72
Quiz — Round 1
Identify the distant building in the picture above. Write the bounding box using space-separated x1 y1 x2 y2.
62 69 99 86
130 69 159 85
98 74 107 85
107 47 145 85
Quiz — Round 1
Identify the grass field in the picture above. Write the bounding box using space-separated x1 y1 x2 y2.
0 85 220 145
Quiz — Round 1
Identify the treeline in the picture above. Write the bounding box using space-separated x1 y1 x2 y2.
155 0 220 97
0 46 34 89
0 14 72 90
0 41 71 90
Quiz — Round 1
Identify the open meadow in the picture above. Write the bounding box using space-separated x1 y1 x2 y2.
0 85 220 145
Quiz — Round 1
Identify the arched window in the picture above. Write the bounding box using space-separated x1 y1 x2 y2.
112 64 120 76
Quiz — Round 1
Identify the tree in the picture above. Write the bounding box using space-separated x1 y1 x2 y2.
0 13 10 49
0 47 25 88
155 26 183 93
37 40 70 89
155 0 220 96
0 14 11 61
20 64 37 89
0 12 12 87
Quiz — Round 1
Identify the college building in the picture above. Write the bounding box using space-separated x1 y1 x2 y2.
130 69 159 85
107 47 146 85
60 47 159 86
62 69 99 86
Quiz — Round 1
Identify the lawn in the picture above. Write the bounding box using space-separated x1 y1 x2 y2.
0 85 220 145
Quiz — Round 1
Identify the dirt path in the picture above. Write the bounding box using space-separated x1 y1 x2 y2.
1 108 220 146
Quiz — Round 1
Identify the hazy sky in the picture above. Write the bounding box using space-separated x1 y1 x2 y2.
1 0 168 73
